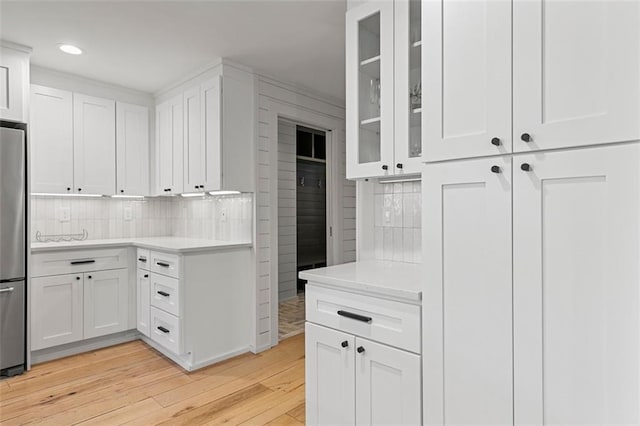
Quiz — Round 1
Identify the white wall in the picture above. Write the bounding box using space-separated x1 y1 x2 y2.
255 76 354 350
277 119 298 301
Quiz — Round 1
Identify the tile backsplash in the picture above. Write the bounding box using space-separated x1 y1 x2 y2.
373 181 422 263
30 194 253 243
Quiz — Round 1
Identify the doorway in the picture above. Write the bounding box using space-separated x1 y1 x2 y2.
277 120 329 340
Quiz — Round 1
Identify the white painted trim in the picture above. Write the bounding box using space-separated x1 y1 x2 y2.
0 40 32 54
30 329 140 364
264 97 346 348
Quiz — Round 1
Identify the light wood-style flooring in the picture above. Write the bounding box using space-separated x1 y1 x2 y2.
278 292 305 340
0 334 305 425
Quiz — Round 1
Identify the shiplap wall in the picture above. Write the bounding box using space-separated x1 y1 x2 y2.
277 119 298 301
255 78 355 350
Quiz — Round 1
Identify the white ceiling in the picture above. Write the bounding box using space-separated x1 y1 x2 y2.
0 0 346 101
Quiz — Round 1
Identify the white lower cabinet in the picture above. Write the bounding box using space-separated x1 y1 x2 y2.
31 249 131 351
136 268 150 337
305 285 422 426
83 269 128 339
31 274 84 350
423 143 640 424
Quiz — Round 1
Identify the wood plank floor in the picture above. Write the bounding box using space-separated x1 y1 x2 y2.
0 334 305 425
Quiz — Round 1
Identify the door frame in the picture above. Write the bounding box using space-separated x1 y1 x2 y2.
267 98 344 347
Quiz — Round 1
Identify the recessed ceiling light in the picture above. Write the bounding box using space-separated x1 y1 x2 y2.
58 44 83 55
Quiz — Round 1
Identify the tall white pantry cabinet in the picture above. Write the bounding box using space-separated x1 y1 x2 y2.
422 0 640 425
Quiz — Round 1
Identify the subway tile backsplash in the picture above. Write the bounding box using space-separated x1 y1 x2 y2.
373 181 422 263
30 194 253 243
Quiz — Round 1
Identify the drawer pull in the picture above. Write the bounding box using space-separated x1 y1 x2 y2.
138 257 147 262
144 274 149 278
157 326 170 334
157 290 170 297
70 259 95 265
156 262 170 268
337 310 372 324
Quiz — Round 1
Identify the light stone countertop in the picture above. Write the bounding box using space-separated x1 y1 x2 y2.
299 260 423 303
31 236 252 254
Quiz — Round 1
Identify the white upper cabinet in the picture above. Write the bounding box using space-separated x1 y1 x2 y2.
73 94 116 195
422 156 513 425
514 0 640 152
201 76 222 191
155 66 253 194
30 85 74 194
155 94 184 195
183 85 203 192
422 0 512 162
116 102 149 196
346 0 395 179
394 0 423 175
0 44 30 123
513 144 640 424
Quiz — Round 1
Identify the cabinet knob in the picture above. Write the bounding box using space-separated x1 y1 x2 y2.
396 163 403 169
357 346 365 354
67 187 71 191
194 185 199 189
491 137 501 146
491 165 501 174
87 275 92 279
521 133 532 142
144 274 148 278
76 276 80 280
382 165 388 171
521 163 532 172
341 340 349 348
120 189 124 193
78 188 82 192
199 185 204 189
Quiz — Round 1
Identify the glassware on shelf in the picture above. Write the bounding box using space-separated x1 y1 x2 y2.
410 82 421 110
369 78 381 107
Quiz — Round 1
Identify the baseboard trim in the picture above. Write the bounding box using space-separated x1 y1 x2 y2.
31 330 141 365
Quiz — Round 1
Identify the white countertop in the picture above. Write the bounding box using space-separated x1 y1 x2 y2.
299 260 423 302
31 237 252 254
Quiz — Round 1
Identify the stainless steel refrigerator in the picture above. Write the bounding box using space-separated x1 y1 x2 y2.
0 120 27 377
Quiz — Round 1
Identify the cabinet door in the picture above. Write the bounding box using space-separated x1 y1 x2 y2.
346 0 394 179
137 269 150 337
116 102 149 195
514 1 640 152
393 0 423 174
73 93 116 195
83 269 128 339
155 94 184 195
423 0 511 162
30 85 74 194
201 76 222 191
422 157 513 425
0 46 28 122
305 322 355 426
355 337 421 425
31 274 83 350
183 85 204 192
513 145 640 424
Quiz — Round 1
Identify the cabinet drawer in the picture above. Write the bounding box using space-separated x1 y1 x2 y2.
32 248 129 277
150 273 180 316
136 249 150 270
149 251 180 278
150 306 182 355
306 285 421 353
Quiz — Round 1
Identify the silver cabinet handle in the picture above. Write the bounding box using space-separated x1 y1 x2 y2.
0 287 15 293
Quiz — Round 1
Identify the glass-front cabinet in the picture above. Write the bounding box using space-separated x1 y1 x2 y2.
346 1 394 179
346 0 423 179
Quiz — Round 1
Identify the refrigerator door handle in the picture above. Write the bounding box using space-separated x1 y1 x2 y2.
0 287 15 293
